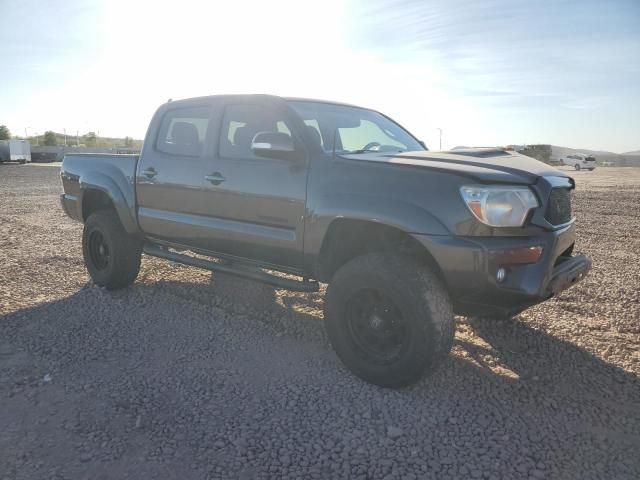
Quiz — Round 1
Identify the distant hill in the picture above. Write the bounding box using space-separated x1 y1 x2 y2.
453 144 640 167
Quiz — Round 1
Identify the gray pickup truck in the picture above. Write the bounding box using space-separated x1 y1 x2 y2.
60 94 591 387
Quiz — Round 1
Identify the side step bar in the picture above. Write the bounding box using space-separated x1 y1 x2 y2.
143 243 319 292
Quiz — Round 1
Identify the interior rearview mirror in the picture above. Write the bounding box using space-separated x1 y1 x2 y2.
251 132 296 160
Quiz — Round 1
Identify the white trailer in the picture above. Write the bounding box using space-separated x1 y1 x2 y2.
0 139 32 163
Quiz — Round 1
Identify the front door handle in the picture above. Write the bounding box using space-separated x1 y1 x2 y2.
205 172 226 185
142 167 157 179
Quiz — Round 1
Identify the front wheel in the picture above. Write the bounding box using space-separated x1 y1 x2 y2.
574 164 581 171
82 210 142 290
324 253 455 388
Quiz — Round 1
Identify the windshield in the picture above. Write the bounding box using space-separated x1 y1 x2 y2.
287 101 425 154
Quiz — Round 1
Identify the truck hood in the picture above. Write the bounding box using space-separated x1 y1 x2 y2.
342 148 568 185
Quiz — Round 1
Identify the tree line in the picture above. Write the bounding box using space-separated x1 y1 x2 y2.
0 125 139 148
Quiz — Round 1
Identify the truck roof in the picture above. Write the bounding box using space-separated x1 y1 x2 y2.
163 94 367 111
283 96 364 109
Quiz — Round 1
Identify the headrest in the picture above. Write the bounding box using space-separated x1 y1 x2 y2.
233 125 261 147
170 121 200 146
306 125 322 146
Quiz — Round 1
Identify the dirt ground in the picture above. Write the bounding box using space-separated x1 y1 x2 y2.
1 163 639 480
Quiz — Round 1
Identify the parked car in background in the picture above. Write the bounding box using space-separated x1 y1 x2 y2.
560 153 596 171
0 139 31 163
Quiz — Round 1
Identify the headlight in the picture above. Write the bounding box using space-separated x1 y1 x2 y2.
460 185 539 227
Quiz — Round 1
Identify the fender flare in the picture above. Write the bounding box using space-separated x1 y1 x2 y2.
78 171 140 234
304 193 450 272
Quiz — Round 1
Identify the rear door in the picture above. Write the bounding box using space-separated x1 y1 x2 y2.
199 98 309 271
136 104 214 248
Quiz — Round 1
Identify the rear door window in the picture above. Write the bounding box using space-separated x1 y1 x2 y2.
156 106 211 157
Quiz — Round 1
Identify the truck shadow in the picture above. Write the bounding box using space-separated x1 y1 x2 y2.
146 270 328 341
2 276 638 396
132 273 640 406
1 278 638 477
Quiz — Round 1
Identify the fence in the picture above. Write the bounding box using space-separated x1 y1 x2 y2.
30 146 141 162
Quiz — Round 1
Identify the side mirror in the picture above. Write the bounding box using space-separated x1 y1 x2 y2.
251 132 296 160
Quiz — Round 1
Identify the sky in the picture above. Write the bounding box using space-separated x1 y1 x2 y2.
0 0 639 152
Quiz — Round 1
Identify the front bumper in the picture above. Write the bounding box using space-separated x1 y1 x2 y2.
546 254 591 296
413 224 591 316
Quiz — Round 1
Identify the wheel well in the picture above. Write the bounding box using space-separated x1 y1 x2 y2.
316 219 445 284
82 189 115 221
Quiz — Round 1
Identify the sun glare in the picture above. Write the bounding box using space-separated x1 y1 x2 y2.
85 0 447 145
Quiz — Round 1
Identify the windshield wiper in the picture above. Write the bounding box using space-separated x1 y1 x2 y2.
348 149 378 154
347 149 406 154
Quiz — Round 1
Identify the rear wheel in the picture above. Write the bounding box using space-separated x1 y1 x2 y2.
82 210 142 290
574 164 581 171
324 253 455 388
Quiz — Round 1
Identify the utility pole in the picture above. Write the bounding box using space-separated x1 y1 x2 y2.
24 127 29 140
76 130 79 146
437 128 443 150
63 128 67 146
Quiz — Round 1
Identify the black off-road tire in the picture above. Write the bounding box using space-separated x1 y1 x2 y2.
324 253 455 388
82 210 142 290
574 164 581 171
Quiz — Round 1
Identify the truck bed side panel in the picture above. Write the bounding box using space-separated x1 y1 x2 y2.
60 153 140 234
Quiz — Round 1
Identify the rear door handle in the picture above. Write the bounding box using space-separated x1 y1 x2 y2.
142 167 157 178
205 172 226 185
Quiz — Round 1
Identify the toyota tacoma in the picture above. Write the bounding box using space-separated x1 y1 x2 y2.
60 94 591 387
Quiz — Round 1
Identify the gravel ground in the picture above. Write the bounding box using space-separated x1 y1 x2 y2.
1 163 639 480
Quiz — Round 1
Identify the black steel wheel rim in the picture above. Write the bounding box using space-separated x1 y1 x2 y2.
345 288 409 364
88 230 110 270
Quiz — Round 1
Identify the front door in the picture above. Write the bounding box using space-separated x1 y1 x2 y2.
136 104 213 248
200 100 309 271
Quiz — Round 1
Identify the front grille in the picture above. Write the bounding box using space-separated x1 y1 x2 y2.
545 188 572 225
